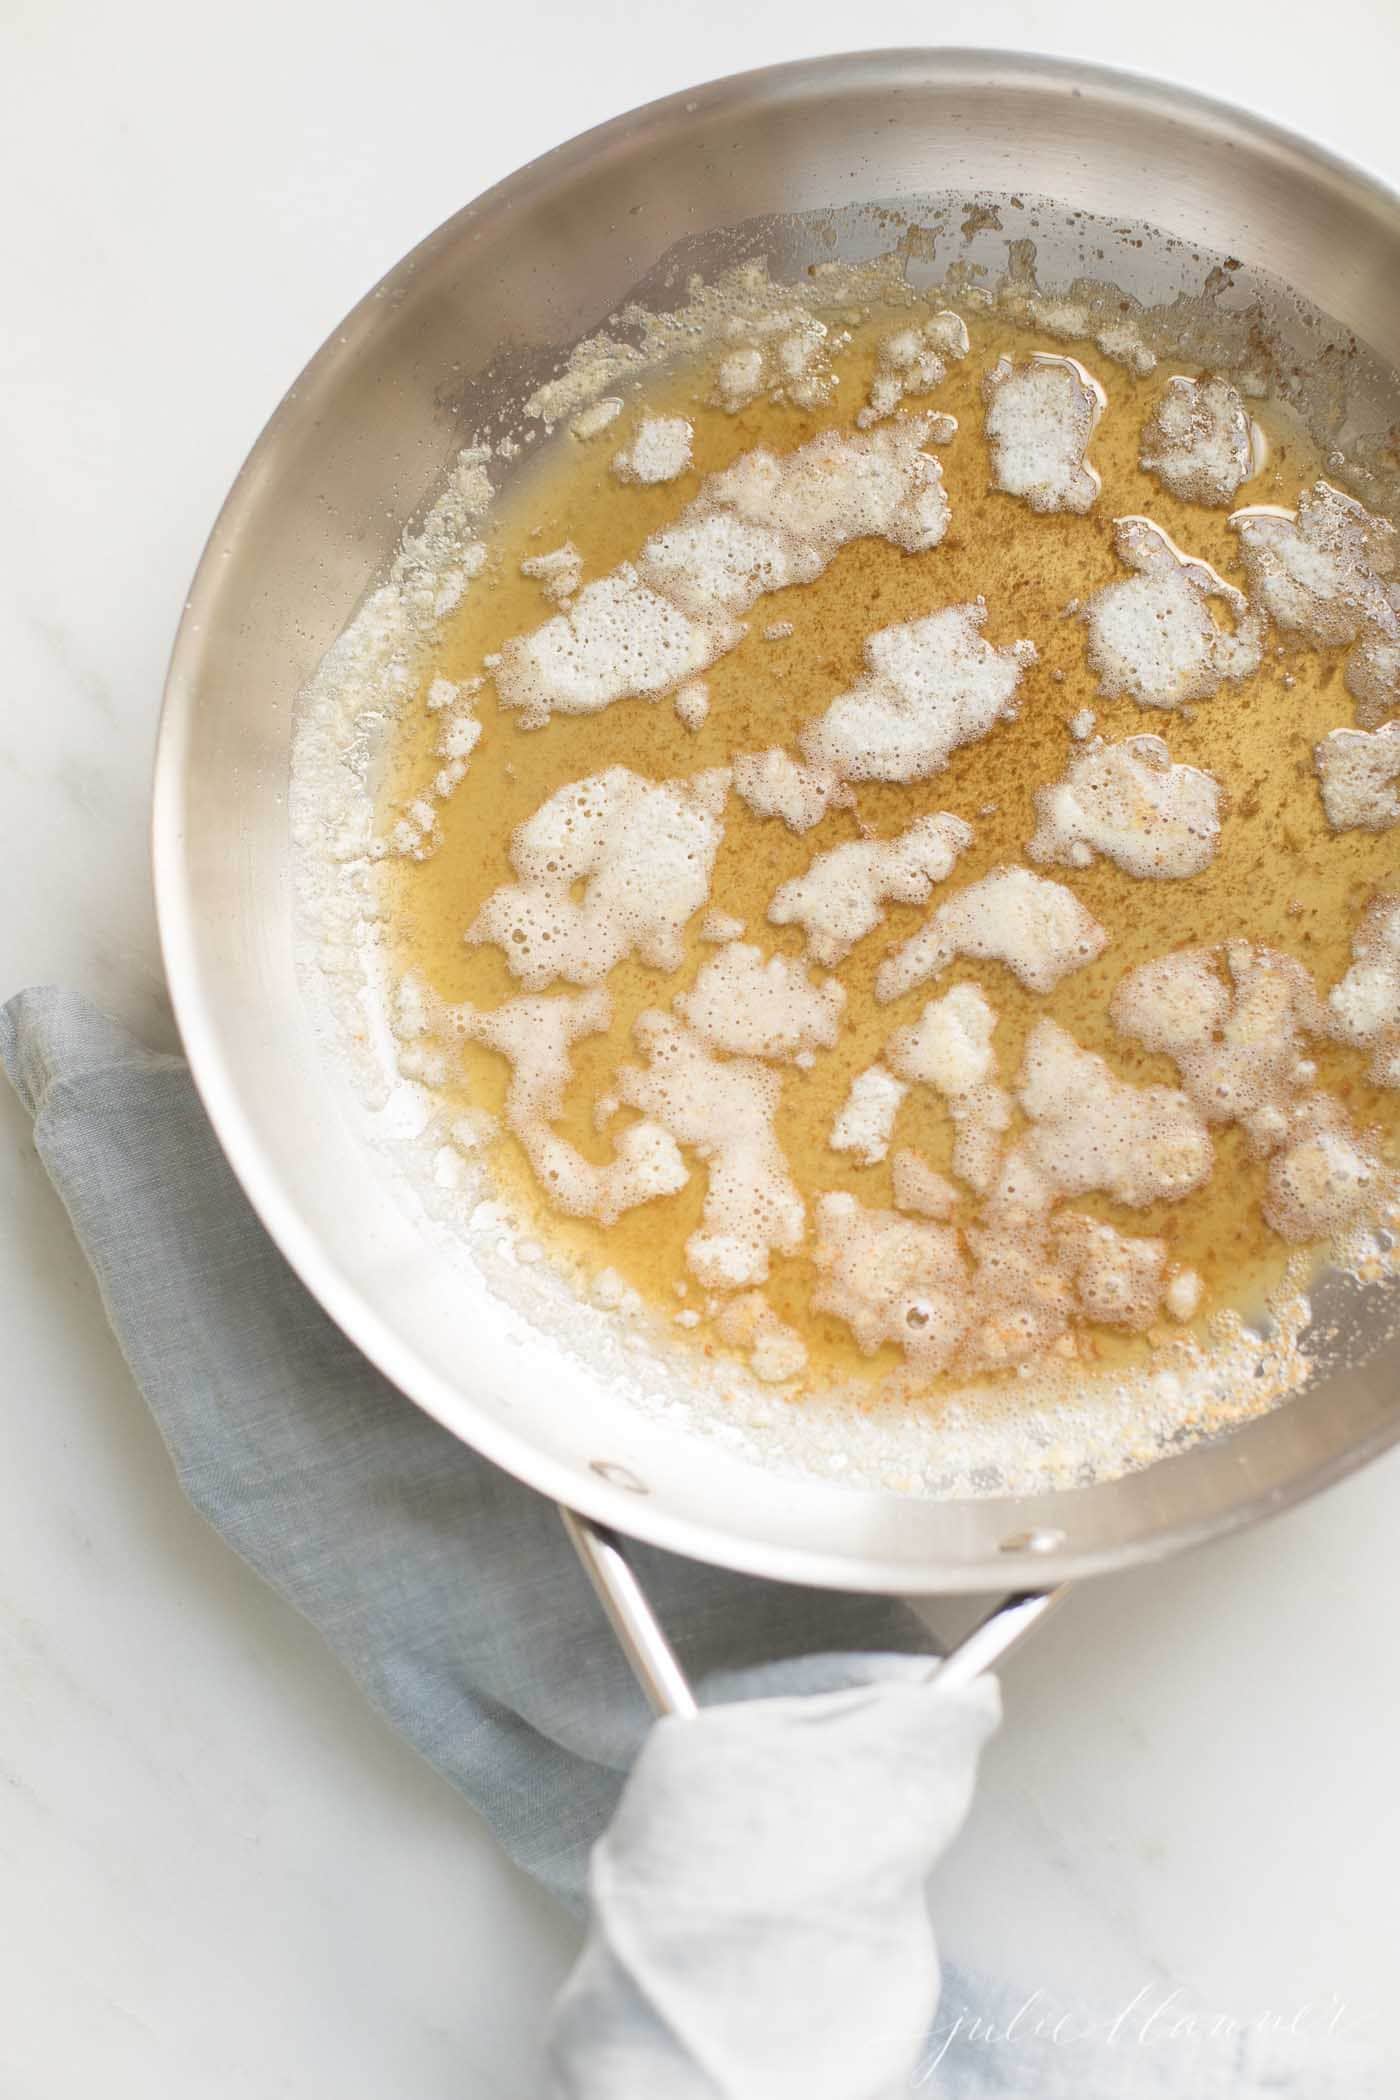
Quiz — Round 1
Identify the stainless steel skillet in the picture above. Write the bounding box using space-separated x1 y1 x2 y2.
153 51 1400 1700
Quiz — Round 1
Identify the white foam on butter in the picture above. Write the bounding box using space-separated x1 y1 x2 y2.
1349 633 1400 729
1085 516 1264 710
454 985 608 1121
716 346 765 412
674 678 710 732
712 309 839 413
434 697 483 764
768 812 973 966
1052 1214 1169 1331
708 416 951 553
948 1082 1016 1196
1232 481 1396 643
611 415 694 485
1112 942 1323 1152
520 542 583 603
1110 938 1391 1240
1165 1267 1203 1321
812 1193 970 1370
1050 1211 1176 1343
450 1107 497 1154
890 1149 960 1220
876 865 1107 1003
1328 896 1400 1085
383 799 439 863
996 288 1157 376
983 353 1106 514
494 418 953 726
887 981 998 1095
1140 375 1261 506
468 765 726 990
1027 733 1221 878
1314 723 1400 831
1264 1099 1384 1242
887 983 1010 1194
511 1112 689 1229
829 1064 908 1165
699 908 744 944
811 1183 1185 1375
714 1293 808 1383
570 396 624 439
799 602 1036 784
444 988 689 1226
1091 322 1156 376
640 510 807 621
1008 1018 1214 1213
857 310 968 428
494 566 715 727
732 749 844 832
378 670 492 855
676 942 845 1063
1232 480 1400 727
619 1013 805 1289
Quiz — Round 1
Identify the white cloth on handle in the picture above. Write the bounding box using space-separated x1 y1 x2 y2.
549 1665 997 2098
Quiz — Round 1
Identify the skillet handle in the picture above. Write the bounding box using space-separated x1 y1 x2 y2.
560 1505 1066 1717
559 1508 700 1717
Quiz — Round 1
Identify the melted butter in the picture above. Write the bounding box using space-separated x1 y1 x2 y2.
382 309 1399 1399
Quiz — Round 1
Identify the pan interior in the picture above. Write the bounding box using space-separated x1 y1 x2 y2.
289 188 1393 1503
159 57 1400 1586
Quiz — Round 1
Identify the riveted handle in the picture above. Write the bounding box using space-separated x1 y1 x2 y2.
560 1505 1065 1715
560 1507 700 1718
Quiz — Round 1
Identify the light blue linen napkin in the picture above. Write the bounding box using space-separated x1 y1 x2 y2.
3 986 1002 2099
11 984 1380 2100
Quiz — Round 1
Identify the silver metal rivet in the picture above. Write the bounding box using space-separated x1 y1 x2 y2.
999 1527 1066 1555
590 1460 649 1494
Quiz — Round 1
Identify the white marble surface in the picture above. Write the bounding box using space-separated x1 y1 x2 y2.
3 3 1400 2093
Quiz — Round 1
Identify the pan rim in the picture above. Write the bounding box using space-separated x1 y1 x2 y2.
153 45 1400 1591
